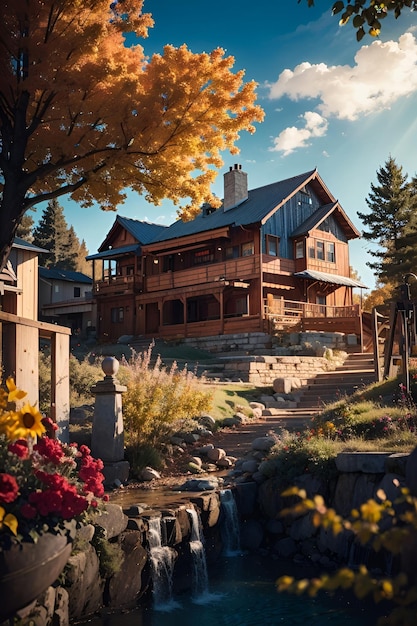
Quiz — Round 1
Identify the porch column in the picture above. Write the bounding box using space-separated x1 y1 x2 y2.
219 289 224 335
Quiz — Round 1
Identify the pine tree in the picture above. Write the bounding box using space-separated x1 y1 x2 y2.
33 200 74 269
77 240 92 277
15 214 34 242
357 156 415 287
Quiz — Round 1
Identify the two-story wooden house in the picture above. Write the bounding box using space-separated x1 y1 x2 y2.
39 267 94 337
88 166 366 343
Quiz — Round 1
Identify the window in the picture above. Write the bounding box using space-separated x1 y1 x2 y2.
111 307 124 323
193 248 213 265
242 242 254 257
266 235 279 257
316 241 325 261
308 245 315 259
295 241 304 259
74 287 81 298
54 284 60 293
226 246 239 259
326 242 335 263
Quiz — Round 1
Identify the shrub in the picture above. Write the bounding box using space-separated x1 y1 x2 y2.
277 485 417 626
121 343 213 448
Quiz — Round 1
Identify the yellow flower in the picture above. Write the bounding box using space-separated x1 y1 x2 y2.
9 403 46 440
5 377 27 404
0 506 18 535
0 410 18 438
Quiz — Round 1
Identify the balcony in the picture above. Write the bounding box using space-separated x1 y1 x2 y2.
94 274 142 295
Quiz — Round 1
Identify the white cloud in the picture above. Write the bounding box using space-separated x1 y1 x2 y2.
268 32 417 121
270 111 328 156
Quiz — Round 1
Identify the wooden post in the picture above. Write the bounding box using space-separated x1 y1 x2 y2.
51 331 70 443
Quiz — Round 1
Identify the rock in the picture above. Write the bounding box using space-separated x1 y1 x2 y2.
406 446 417 496
139 466 161 482
216 457 234 468
222 417 241 427
188 461 204 474
66 545 103 620
251 436 276 452
376 473 403 502
235 482 258 518
198 414 216 428
249 401 265 411
170 436 184 446
233 411 247 423
183 432 200 444
94 503 128 539
251 407 263 419
107 531 149 608
386 452 409 476
190 456 203 468
241 459 259 473
76 523 95 543
240 519 264 550
335 451 391 473
175 477 221 492
274 537 297 558
207 447 226 462
197 443 215 454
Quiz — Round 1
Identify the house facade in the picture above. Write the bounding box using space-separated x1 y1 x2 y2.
39 267 94 337
88 166 366 343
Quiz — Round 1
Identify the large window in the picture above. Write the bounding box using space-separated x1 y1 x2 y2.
295 241 304 259
316 241 325 261
266 235 279 257
74 287 81 298
193 248 214 265
242 242 254 257
326 242 335 263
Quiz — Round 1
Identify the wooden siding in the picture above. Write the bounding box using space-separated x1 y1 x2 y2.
155 314 262 339
145 255 261 292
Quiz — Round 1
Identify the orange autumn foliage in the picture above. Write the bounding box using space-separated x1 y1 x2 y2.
0 0 264 269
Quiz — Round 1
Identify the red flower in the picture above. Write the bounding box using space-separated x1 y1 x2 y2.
34 437 65 464
0 473 19 504
8 439 29 459
20 503 37 519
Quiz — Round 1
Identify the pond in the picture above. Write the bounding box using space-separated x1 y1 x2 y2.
76 552 383 626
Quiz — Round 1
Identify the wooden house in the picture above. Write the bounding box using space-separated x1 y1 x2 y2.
0 238 71 439
88 166 366 344
39 266 94 337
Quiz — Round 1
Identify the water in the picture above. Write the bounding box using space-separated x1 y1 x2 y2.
220 488 242 556
186 508 210 599
147 517 178 611
79 553 381 626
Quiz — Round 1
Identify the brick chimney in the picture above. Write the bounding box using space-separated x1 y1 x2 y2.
223 164 248 211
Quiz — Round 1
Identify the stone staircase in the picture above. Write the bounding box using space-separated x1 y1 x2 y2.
262 353 376 426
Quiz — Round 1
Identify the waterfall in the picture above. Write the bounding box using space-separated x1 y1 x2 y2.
220 489 242 556
186 508 210 601
148 517 179 611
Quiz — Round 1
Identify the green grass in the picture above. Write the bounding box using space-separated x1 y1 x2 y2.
204 382 268 421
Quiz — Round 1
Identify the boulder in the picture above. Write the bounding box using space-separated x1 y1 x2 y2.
66 545 103 620
207 447 226 462
251 436 276 452
107 531 149 608
139 467 161 482
94 503 128 539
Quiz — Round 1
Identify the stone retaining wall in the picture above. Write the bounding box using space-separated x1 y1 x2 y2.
214 354 343 385
17 447 415 625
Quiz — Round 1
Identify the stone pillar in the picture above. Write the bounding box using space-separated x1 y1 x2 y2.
91 357 130 487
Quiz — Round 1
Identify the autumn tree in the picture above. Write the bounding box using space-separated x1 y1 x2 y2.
300 0 417 40
0 0 264 273
357 157 417 289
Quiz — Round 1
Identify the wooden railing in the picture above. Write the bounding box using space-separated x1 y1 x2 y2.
264 299 362 337
94 274 142 294
0 311 71 441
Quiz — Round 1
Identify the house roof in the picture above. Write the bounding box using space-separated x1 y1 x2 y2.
86 244 141 261
294 269 367 288
98 216 167 253
151 169 320 244
12 237 49 254
39 266 92 284
290 203 361 240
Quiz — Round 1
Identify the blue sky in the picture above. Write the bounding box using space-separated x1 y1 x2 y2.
36 1 417 291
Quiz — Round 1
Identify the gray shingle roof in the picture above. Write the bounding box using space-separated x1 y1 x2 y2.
116 216 167 244
151 170 318 244
39 266 92 284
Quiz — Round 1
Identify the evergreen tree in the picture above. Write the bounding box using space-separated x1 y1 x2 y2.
33 200 76 269
77 240 92 277
357 157 415 287
15 214 34 242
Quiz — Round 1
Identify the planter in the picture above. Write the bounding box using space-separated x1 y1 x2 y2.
0 533 72 621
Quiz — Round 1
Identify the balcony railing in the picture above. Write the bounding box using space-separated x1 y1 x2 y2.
265 298 359 320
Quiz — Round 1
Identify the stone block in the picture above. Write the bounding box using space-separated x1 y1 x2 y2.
335 451 391 474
